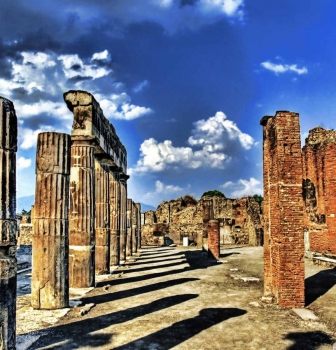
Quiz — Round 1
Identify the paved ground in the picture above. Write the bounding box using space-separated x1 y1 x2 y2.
16 246 336 349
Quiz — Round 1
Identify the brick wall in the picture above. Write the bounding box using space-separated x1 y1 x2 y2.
207 220 220 259
261 111 305 308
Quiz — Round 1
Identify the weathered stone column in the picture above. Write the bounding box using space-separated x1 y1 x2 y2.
32 132 70 309
260 111 305 308
135 203 141 250
126 199 133 256
69 141 95 287
200 199 214 250
132 201 137 254
119 175 128 261
207 220 220 259
95 158 110 274
0 97 17 350
110 168 120 266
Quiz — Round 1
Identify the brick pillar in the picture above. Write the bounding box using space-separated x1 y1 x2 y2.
260 111 305 308
95 158 110 274
0 97 17 350
201 199 214 251
119 175 128 261
69 141 95 288
32 132 70 309
135 203 141 250
132 201 137 253
110 168 120 266
207 220 220 259
126 199 133 256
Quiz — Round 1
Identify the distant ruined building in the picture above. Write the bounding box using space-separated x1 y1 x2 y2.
142 194 263 247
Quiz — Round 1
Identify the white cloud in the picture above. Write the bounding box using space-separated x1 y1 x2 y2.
222 177 262 198
19 126 54 150
132 80 149 93
17 156 32 169
155 180 182 193
141 180 184 205
261 61 308 75
129 111 255 174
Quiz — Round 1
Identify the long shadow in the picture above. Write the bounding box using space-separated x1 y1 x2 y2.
220 252 241 258
140 249 175 256
135 251 186 260
83 278 199 305
113 307 247 350
305 267 336 305
120 260 188 274
130 255 186 266
28 293 199 349
284 330 334 350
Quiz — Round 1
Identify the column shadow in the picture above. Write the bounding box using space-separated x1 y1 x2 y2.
305 267 336 305
130 255 186 266
27 294 199 350
120 260 188 274
284 330 334 349
113 307 247 350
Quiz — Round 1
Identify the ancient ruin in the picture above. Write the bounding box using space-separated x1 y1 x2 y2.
0 97 17 349
32 132 71 309
260 111 305 308
302 127 336 255
142 194 262 247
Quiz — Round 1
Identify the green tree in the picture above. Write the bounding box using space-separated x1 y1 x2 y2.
21 209 31 216
253 194 263 203
201 190 225 198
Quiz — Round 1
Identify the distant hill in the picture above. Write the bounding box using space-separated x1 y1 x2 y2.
17 195 35 213
16 195 155 214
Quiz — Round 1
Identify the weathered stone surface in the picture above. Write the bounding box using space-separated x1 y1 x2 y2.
0 96 17 350
261 111 305 308
69 142 95 288
95 159 110 274
302 127 336 254
207 220 220 259
32 132 70 309
132 201 137 254
135 203 141 250
126 199 133 256
110 169 120 266
119 176 128 261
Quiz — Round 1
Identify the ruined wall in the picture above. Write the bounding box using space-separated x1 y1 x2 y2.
142 195 262 246
302 127 336 255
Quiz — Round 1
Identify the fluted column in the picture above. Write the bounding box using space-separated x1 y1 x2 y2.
126 198 133 256
119 175 128 261
135 203 141 250
132 201 137 254
95 158 110 274
0 97 17 350
110 168 120 266
32 132 70 309
69 141 95 288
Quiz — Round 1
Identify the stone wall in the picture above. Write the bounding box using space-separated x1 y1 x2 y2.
302 127 336 255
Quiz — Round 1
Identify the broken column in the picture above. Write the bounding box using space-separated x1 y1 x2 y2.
135 203 141 250
95 158 110 274
126 199 133 256
64 90 128 283
119 175 128 261
0 97 17 350
207 220 220 259
32 132 70 309
132 201 138 253
260 111 305 308
110 167 120 266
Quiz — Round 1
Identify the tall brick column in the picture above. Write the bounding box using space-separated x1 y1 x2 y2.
110 168 120 266
119 175 128 261
207 220 220 259
126 199 133 256
69 141 95 287
135 203 141 250
0 97 17 350
32 132 70 309
260 111 305 308
95 158 110 274
132 201 138 253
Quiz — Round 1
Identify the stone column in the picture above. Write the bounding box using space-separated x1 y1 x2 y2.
135 203 141 250
207 220 220 259
69 141 95 288
32 132 70 309
95 158 110 274
0 97 17 350
119 175 128 262
126 199 133 256
201 199 214 250
260 111 305 308
132 201 137 254
110 167 120 266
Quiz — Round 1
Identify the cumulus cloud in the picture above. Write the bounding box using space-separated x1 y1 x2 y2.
17 156 32 169
142 180 184 205
19 126 54 150
222 177 262 198
129 111 255 174
261 61 308 75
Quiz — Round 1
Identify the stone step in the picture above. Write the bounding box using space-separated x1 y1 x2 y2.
312 256 336 267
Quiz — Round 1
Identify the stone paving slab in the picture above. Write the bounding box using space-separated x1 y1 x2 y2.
292 308 319 321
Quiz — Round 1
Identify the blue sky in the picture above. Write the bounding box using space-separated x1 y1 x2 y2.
1 0 336 207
